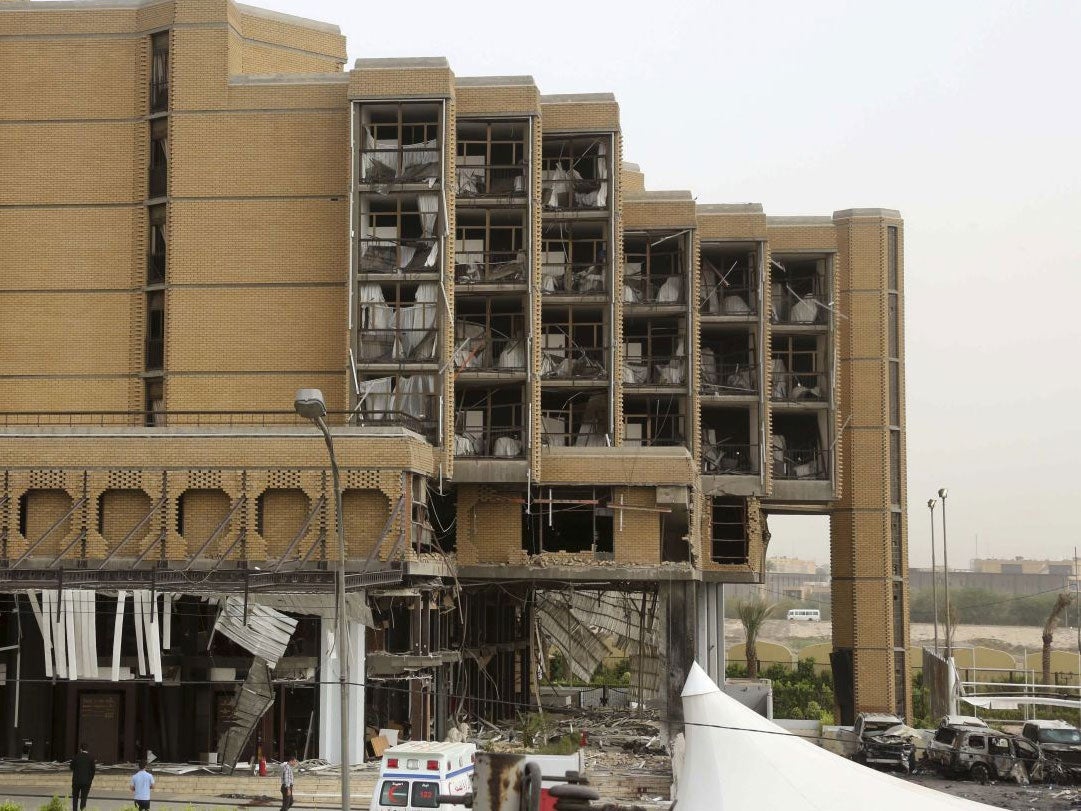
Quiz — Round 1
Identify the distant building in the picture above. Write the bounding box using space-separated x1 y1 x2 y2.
768 556 819 574
971 557 1077 577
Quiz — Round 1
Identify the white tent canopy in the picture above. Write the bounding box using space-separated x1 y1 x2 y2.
676 662 999 811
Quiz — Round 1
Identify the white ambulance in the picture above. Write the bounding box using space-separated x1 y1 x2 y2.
369 741 476 811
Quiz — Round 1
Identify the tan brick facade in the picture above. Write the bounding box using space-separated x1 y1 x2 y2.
0 0 908 719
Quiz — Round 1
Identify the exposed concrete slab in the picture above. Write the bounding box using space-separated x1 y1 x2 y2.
354 56 450 70
833 207 902 219
698 203 763 214
766 215 834 226
540 92 617 103
457 563 699 582
455 75 535 87
452 458 529 483
702 474 764 498
770 479 836 503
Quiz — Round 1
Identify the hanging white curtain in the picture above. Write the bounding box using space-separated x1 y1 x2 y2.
417 195 440 267
399 283 439 359
595 140 608 208
398 374 435 420
357 377 394 421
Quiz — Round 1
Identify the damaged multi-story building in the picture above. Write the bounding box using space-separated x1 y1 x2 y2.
0 0 910 764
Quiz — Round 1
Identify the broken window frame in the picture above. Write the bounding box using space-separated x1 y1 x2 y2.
541 222 609 296
771 413 829 481
770 255 829 325
701 406 758 475
147 204 166 285
622 318 688 389
700 244 759 317
623 395 686 447
541 135 610 212
770 334 828 402
149 118 168 199
355 281 441 365
456 119 528 199
145 290 164 370
454 296 529 373
523 485 613 556
710 497 749 564
453 385 526 458
357 195 440 275
455 208 527 286
540 389 608 447
539 307 608 381
354 374 440 440
700 328 757 396
623 230 687 307
358 101 441 184
150 31 169 113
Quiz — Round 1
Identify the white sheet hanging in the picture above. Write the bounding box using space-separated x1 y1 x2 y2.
657 276 683 303
499 338 525 369
398 374 435 419
357 376 394 421
454 320 486 368
399 283 439 358
494 436 522 457
791 295 819 324
772 358 788 399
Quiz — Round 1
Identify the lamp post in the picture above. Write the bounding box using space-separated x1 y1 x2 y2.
927 498 939 654
938 488 951 664
294 389 349 811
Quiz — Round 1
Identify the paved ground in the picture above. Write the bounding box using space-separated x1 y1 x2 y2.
0 788 284 811
903 772 1081 810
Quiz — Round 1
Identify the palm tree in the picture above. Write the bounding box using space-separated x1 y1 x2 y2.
1043 593 1074 685
736 597 776 679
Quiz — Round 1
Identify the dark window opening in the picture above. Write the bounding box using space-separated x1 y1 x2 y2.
772 413 828 480
541 222 608 295
149 118 168 198
887 226 899 291
427 486 456 553
540 390 607 447
889 429 902 506
454 384 525 458
455 208 526 285
889 360 901 426
150 31 169 112
148 203 166 284
701 243 758 316
456 119 527 198
890 511 902 578
624 396 685 447
702 407 757 475
541 135 610 211
522 486 613 556
771 256 827 324
624 230 686 306
711 497 748 564
701 328 757 395
145 290 164 370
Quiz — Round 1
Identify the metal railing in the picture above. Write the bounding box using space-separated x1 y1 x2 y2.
700 363 757 395
624 430 686 448
149 79 168 112
540 425 609 447
0 409 361 428
770 372 829 402
541 263 608 295
358 238 439 274
700 285 758 317
353 405 438 440
453 426 526 458
146 252 166 285
623 273 686 306
455 251 527 285
456 165 526 197
354 328 439 363
145 338 163 370
702 443 758 475
360 146 440 183
148 164 167 198
540 346 608 380
622 355 687 387
772 446 830 480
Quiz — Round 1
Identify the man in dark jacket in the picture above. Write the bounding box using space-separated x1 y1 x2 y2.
70 743 95 811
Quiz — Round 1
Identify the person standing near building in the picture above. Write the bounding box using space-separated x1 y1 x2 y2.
130 761 155 811
280 755 298 811
69 743 95 811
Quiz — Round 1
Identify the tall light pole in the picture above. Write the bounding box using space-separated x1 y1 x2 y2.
295 389 349 811
938 487 952 664
927 498 939 654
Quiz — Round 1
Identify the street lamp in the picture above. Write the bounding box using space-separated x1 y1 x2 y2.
294 388 349 811
927 498 939 654
938 487 952 664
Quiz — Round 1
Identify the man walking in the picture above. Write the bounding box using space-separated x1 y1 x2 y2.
69 743 94 811
130 761 155 811
280 754 298 811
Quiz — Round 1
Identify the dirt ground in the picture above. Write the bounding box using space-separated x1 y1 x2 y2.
725 618 1081 654
903 772 1081 810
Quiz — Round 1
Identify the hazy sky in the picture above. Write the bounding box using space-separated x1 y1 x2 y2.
260 0 1081 567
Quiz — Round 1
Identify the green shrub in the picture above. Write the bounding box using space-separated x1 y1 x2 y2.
39 796 65 811
0 800 23 811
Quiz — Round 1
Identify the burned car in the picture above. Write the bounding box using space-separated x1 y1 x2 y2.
1021 720 1081 778
926 725 1051 784
852 713 915 772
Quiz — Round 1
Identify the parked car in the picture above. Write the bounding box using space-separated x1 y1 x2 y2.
926 724 1049 784
852 713 915 772
1021 720 1081 777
